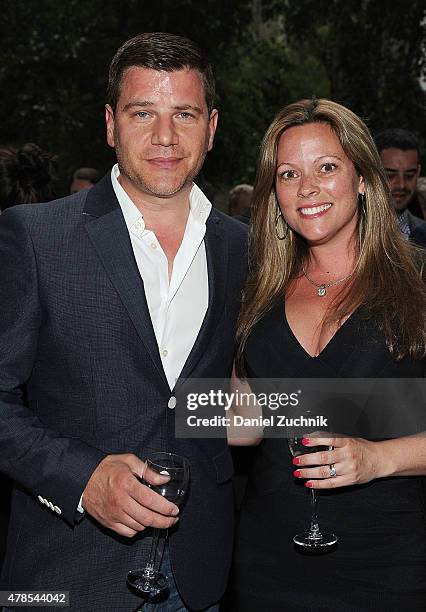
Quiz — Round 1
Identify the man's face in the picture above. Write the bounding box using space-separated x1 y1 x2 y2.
105 67 218 203
380 148 421 212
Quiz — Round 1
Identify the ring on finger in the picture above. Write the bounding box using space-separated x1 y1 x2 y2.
329 463 337 478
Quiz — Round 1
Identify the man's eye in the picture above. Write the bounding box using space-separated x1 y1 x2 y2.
178 112 194 119
321 162 337 173
135 111 150 119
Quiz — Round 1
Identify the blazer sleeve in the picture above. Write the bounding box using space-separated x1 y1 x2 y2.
0 207 106 526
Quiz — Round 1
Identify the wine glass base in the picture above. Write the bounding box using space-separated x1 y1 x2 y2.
293 532 338 548
127 569 168 599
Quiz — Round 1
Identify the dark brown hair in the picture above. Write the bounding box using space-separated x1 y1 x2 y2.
0 143 56 211
236 99 425 374
107 32 215 113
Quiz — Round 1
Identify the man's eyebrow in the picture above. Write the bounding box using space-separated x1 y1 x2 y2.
122 101 154 112
173 104 203 114
121 102 203 114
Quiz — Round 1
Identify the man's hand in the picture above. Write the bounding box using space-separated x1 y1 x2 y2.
82 454 179 537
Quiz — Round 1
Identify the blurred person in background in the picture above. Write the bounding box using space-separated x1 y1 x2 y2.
228 183 253 223
375 128 426 236
0 143 56 212
69 166 101 193
0 141 56 572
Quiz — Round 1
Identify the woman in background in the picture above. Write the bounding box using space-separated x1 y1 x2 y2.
0 142 56 211
232 99 425 611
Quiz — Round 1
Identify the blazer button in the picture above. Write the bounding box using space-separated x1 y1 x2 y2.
168 396 177 409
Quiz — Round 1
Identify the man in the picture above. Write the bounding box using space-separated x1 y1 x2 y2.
69 167 101 194
228 183 253 224
375 128 426 240
0 33 247 611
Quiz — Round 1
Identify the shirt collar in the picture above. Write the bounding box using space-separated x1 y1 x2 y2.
110 164 212 233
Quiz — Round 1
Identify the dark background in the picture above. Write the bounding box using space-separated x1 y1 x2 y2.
1 0 425 203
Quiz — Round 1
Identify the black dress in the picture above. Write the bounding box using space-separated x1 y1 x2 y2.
233 301 426 611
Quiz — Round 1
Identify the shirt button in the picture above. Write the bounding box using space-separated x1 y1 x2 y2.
168 396 177 410
162 349 168 357
150 242 157 249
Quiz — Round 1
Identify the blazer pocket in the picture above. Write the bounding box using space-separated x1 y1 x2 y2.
212 448 234 484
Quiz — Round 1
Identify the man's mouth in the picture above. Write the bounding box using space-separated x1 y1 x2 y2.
147 157 182 169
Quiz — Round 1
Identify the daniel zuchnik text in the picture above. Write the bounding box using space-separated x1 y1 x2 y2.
186 415 328 428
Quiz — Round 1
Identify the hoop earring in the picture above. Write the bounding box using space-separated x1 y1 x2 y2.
275 208 288 240
359 192 366 215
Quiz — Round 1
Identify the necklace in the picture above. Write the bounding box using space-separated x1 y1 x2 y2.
302 266 355 297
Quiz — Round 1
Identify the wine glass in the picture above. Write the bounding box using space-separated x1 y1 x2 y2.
127 452 190 602
287 437 337 548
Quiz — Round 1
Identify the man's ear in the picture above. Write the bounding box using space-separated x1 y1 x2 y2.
207 109 219 152
105 105 115 148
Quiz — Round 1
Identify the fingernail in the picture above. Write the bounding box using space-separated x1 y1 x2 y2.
305 481 313 488
292 457 301 465
293 470 302 477
302 438 310 445
171 507 179 516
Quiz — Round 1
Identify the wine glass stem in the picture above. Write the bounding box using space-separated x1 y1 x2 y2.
309 489 321 537
145 528 161 573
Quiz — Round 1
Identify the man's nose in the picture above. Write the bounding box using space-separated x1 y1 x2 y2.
392 171 405 190
151 116 178 147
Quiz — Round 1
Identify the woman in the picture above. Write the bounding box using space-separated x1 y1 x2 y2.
232 99 425 611
0 142 56 211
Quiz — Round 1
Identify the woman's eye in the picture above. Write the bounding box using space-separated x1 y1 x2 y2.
321 162 337 173
280 170 297 180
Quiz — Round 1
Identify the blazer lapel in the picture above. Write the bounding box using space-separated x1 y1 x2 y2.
178 210 229 382
82 175 168 387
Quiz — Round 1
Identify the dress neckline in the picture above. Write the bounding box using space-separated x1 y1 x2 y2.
282 301 360 360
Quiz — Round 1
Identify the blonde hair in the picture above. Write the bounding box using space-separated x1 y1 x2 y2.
236 99 425 374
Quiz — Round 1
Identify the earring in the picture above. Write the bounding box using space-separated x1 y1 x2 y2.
359 192 366 213
275 208 288 240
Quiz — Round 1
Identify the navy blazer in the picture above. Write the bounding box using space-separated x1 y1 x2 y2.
0 175 248 611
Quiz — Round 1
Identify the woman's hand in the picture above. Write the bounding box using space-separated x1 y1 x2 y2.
292 436 384 489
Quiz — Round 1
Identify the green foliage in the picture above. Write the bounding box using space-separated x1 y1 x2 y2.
0 0 424 198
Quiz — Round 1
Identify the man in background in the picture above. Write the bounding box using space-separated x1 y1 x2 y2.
69 166 101 193
228 183 253 224
375 128 426 239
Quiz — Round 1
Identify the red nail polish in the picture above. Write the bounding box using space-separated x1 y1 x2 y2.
305 481 313 488
293 470 301 477
302 438 310 445
292 457 301 465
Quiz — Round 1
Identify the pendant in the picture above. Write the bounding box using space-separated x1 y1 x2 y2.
317 285 327 297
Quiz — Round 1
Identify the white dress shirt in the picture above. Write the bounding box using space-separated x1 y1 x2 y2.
77 166 211 514
111 164 210 389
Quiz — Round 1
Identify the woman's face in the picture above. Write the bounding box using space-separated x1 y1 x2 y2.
275 122 364 247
